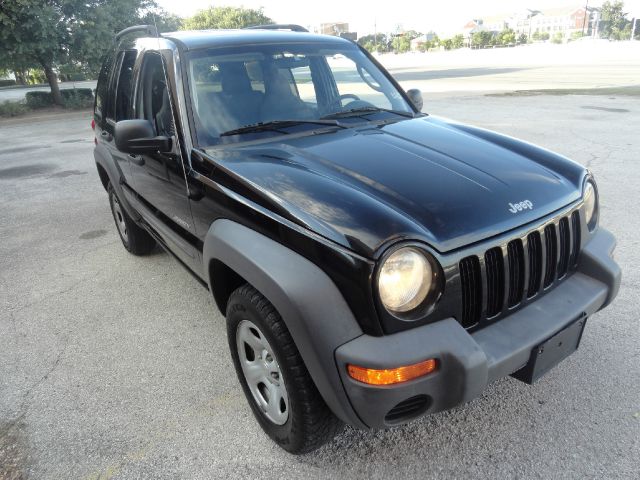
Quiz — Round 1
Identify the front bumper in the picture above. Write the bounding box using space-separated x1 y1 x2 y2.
335 228 621 429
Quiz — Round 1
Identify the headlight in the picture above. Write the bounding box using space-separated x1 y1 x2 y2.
584 180 598 231
378 247 433 313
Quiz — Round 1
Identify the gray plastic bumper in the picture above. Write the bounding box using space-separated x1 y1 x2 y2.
335 228 621 429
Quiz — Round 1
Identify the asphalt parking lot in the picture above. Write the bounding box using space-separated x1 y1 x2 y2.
1 92 639 479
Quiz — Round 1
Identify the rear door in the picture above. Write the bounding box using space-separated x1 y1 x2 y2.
100 49 138 187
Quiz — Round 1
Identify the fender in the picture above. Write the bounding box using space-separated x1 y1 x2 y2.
93 142 141 221
203 219 367 428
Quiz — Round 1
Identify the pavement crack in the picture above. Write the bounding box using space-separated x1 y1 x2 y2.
0 342 67 442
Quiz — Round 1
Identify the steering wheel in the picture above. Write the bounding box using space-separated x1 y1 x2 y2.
338 93 360 104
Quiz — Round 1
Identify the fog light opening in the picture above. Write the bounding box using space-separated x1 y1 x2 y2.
385 395 431 424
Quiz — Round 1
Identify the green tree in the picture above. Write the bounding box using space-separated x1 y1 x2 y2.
182 6 272 30
551 32 564 44
358 33 390 53
600 0 630 40
0 1 178 103
451 34 464 49
69 1 179 77
471 30 493 48
0 0 70 104
391 35 411 53
403 30 423 41
498 28 517 45
517 33 529 44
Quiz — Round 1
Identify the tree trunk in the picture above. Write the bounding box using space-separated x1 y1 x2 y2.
42 63 63 105
14 69 27 85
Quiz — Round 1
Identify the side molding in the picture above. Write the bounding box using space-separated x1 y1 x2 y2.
203 219 366 428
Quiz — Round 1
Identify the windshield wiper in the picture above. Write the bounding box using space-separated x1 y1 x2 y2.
321 106 416 120
220 119 345 137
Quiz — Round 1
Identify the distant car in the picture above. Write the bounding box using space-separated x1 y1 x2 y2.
92 24 621 453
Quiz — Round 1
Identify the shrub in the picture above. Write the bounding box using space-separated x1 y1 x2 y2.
0 100 30 117
25 90 52 108
0 79 17 87
62 88 94 109
61 88 93 101
25 88 94 109
551 32 564 44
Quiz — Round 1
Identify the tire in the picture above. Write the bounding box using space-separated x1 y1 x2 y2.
226 284 343 454
107 182 156 255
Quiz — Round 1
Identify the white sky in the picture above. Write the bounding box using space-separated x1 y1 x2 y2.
157 0 640 37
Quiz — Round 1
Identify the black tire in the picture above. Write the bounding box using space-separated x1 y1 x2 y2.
107 182 155 255
226 284 343 454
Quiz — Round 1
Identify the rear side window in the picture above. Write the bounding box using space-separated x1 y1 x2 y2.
112 50 138 121
94 52 115 121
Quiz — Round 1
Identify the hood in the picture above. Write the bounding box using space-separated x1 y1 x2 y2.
207 116 585 258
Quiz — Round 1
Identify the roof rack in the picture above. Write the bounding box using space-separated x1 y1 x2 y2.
115 25 159 42
244 24 308 33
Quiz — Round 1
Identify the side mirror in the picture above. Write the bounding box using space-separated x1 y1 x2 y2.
114 119 171 155
406 89 424 112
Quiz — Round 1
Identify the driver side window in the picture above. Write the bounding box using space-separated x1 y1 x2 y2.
136 52 174 137
325 54 393 110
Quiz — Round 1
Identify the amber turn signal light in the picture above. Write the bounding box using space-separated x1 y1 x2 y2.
347 358 437 385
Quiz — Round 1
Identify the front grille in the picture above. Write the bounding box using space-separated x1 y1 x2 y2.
458 209 582 329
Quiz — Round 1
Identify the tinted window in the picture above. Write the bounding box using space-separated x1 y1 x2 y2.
290 64 317 104
94 51 115 121
327 53 392 109
137 53 174 137
112 50 137 121
186 44 411 146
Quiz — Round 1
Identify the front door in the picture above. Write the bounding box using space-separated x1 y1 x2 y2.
128 51 199 273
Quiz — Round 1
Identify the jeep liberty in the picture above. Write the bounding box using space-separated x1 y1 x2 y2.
93 24 621 453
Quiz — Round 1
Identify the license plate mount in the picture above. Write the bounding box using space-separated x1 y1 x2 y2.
511 314 587 384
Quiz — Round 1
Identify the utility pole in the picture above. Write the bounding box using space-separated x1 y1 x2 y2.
374 18 377 52
582 0 589 35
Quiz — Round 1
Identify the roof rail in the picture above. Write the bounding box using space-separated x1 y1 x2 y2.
244 24 309 33
115 25 159 42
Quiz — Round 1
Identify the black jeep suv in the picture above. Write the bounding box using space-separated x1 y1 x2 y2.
93 24 621 453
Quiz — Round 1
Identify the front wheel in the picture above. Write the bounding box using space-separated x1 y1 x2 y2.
108 182 156 255
226 284 343 454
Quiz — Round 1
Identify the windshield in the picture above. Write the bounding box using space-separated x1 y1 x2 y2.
186 43 413 146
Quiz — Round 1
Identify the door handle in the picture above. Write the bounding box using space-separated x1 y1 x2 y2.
128 154 145 166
